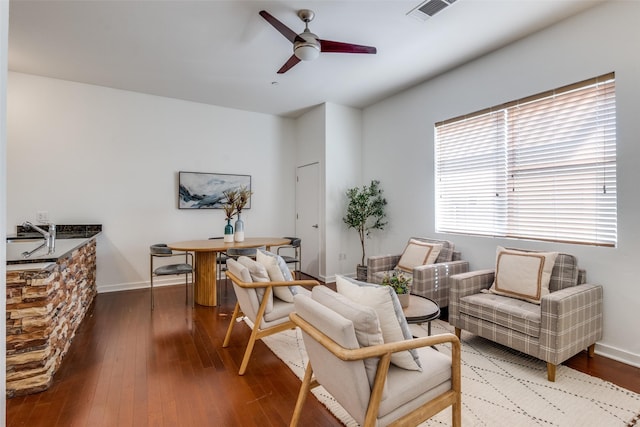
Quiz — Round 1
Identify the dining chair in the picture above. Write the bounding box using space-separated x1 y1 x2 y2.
277 237 301 278
149 243 194 310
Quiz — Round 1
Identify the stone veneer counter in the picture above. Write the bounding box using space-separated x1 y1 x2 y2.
5 225 101 397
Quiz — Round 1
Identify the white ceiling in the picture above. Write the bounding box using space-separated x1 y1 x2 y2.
8 0 603 118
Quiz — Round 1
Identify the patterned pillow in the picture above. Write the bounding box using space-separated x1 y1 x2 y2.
396 239 443 272
336 275 422 371
487 246 559 304
256 249 296 302
237 256 273 313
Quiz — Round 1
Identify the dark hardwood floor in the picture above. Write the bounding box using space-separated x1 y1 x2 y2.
7 277 640 426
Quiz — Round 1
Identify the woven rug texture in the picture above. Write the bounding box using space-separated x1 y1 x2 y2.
261 319 640 426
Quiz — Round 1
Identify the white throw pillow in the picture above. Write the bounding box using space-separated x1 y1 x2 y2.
488 246 559 304
256 249 295 303
396 239 443 272
237 256 273 313
336 275 422 371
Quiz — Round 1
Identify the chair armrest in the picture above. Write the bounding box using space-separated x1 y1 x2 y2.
413 260 469 277
226 270 320 289
367 254 401 281
449 269 495 298
411 260 470 307
539 283 603 365
448 269 495 324
290 311 460 361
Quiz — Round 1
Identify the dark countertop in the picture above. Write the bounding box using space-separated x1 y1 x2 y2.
9 223 102 240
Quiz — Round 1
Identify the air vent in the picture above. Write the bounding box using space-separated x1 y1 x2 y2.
407 0 457 21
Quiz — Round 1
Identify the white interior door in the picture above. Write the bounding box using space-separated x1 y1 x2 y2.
296 163 320 279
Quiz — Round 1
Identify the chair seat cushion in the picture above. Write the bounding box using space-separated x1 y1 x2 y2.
379 346 452 419
154 263 192 275
264 287 310 324
459 292 542 338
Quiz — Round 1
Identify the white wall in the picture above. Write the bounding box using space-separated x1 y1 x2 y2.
295 103 363 281
325 102 362 279
362 0 640 366
1 0 9 421
7 73 297 292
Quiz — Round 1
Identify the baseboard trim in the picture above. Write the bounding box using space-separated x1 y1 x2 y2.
97 278 186 294
595 342 640 369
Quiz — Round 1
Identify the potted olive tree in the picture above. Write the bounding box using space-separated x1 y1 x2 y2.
343 179 387 281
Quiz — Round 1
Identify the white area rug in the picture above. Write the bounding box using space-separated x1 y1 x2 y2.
261 320 640 426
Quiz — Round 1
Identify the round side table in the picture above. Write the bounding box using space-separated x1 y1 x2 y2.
403 294 440 335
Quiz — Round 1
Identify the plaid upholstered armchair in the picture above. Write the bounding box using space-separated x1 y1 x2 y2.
367 238 469 309
449 248 603 381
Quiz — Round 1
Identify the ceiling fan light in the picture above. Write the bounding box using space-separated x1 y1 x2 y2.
295 43 320 61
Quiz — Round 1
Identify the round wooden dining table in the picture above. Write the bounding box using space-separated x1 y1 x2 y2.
167 237 290 306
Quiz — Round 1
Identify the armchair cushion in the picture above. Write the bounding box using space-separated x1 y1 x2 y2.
488 247 558 304
237 256 273 312
459 293 542 338
257 249 295 302
336 275 422 371
396 239 442 272
312 286 385 391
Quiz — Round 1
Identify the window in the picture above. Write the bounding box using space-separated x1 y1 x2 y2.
435 73 616 246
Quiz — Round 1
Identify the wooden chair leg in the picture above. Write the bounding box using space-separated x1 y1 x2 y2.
223 303 241 348
454 327 461 339
452 400 462 427
290 363 314 427
547 362 557 382
238 322 261 375
588 343 596 358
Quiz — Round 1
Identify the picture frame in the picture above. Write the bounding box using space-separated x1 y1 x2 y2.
178 171 251 209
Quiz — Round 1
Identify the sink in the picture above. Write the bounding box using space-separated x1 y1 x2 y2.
6 239 49 259
6 238 47 243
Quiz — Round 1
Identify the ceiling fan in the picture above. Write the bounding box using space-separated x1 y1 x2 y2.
259 9 377 74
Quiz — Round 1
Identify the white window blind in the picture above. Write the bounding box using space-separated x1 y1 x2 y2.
435 73 616 246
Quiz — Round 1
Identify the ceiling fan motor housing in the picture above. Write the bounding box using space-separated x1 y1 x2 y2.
294 32 321 61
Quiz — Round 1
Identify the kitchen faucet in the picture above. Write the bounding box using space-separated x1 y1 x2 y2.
22 221 56 254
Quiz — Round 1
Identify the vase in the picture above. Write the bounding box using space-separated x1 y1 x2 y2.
234 213 245 242
356 265 368 281
224 219 234 243
397 292 410 308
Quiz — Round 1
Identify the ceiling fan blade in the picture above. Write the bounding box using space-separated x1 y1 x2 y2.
259 10 304 44
277 55 302 74
319 39 377 54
